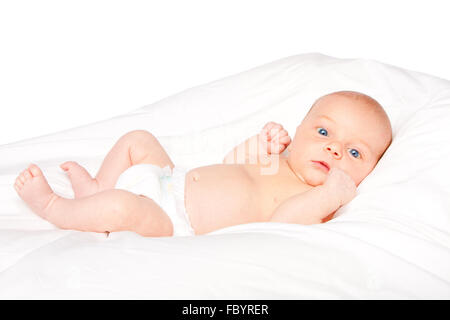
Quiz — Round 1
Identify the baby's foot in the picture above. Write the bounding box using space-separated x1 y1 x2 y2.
60 161 99 198
14 164 60 220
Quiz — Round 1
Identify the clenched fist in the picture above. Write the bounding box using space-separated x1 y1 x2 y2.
259 122 291 154
322 168 357 207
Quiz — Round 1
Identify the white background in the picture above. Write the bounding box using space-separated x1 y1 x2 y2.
1 0 449 146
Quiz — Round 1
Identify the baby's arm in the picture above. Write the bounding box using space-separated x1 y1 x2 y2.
223 122 291 164
270 168 357 224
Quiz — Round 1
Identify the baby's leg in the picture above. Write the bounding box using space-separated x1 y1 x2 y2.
15 164 173 237
61 130 174 198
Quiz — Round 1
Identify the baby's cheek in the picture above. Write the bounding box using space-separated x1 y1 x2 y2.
351 171 366 187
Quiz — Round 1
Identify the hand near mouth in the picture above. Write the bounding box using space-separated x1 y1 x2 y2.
322 167 357 207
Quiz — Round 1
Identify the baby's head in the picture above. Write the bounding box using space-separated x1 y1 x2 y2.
287 91 392 187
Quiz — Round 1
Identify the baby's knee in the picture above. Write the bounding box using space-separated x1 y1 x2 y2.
123 129 157 144
122 130 160 158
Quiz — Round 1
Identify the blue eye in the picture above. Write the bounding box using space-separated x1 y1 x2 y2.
317 128 328 136
349 148 360 158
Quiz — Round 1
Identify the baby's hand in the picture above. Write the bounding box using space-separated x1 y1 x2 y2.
322 168 357 207
259 122 291 154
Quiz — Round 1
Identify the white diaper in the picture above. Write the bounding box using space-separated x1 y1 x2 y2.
114 164 195 237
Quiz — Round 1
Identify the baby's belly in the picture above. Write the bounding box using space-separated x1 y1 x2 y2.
184 164 261 235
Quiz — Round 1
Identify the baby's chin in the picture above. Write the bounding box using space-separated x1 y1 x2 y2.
299 170 327 187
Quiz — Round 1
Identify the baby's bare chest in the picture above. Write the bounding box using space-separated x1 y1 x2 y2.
184 163 306 234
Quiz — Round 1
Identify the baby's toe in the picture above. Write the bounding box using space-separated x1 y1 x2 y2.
23 169 32 180
17 169 33 187
15 177 24 188
18 171 27 183
28 164 43 177
60 161 74 171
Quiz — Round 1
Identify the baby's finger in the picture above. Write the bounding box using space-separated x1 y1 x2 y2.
269 131 286 145
268 125 283 139
263 122 277 131
270 128 288 142
269 140 287 154
279 135 291 144
267 141 278 154
277 129 289 138
269 123 282 131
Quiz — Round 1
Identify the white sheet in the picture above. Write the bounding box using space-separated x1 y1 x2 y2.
1 53 449 299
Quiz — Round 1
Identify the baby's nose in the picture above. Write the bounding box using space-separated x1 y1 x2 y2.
325 145 342 159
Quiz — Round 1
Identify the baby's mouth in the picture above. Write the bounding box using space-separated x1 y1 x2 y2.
311 160 330 172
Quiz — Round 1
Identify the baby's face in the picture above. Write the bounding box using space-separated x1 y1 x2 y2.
287 93 392 187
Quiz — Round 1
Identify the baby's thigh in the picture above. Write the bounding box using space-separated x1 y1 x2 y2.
114 190 173 237
125 130 174 169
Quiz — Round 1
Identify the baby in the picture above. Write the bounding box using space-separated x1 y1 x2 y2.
14 91 392 237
